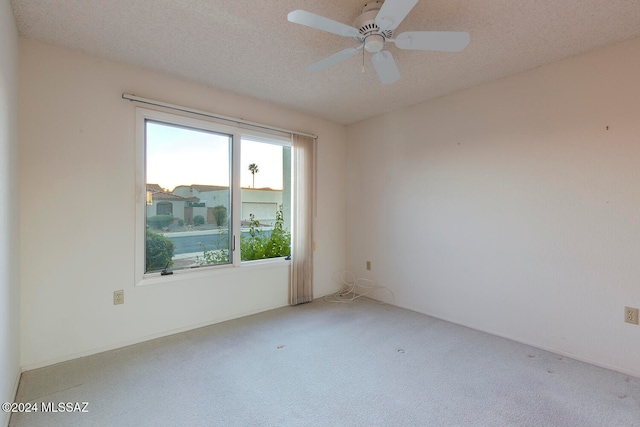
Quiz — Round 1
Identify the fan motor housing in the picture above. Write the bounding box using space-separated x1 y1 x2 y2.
353 1 393 43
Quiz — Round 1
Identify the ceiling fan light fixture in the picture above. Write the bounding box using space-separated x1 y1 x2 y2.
287 0 470 84
364 34 385 53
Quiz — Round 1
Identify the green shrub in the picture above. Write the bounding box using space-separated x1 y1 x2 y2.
241 214 267 260
177 219 184 226
198 209 290 264
241 210 290 261
146 228 175 272
193 215 205 226
213 205 227 226
147 215 173 230
264 209 291 259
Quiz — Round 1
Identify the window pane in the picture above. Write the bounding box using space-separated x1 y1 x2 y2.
240 139 291 261
145 120 232 273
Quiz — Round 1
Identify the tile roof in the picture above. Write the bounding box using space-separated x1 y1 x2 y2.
174 184 229 192
147 184 198 201
146 183 164 193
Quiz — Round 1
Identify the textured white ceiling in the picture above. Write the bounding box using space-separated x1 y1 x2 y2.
10 0 640 124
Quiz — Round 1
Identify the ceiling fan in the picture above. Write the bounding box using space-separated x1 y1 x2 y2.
287 0 470 84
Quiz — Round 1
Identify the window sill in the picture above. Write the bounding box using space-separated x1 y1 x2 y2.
136 257 291 287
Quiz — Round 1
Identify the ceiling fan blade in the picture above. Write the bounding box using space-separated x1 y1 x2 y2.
371 50 401 84
375 0 419 31
394 31 470 52
307 46 362 72
287 10 360 38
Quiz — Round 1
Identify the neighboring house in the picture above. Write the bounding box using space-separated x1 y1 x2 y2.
172 184 283 225
173 184 229 224
172 184 229 207
146 184 199 223
241 187 283 225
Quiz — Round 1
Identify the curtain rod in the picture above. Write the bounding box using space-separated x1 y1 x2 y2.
122 93 318 139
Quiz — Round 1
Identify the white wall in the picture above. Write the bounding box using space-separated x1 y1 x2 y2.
346 37 640 377
0 0 20 424
19 38 346 369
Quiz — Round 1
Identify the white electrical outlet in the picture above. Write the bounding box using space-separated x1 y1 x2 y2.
624 306 638 325
113 290 124 305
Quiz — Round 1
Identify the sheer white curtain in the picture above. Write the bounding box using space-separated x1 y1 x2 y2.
290 134 315 305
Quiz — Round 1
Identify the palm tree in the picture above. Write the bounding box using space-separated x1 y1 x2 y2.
248 163 259 188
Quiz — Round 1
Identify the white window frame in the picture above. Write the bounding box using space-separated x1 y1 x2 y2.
135 108 291 287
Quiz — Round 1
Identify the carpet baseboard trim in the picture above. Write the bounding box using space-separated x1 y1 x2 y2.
20 302 288 372
395 302 640 379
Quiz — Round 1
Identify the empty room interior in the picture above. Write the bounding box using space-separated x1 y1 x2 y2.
2 0 640 425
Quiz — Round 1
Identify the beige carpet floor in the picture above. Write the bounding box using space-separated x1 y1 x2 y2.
10 299 640 426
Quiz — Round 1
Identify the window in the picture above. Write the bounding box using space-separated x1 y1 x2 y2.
156 202 173 216
136 108 292 280
240 138 292 263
